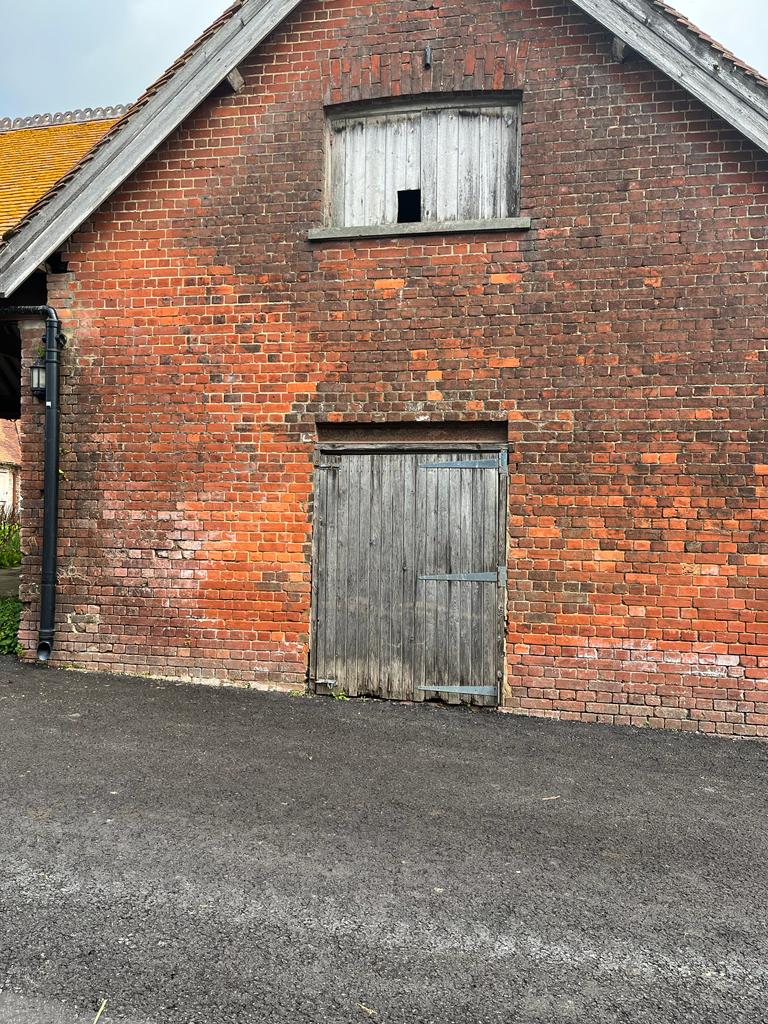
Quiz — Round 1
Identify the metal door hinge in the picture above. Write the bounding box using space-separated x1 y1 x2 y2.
419 571 498 582
417 685 497 697
420 458 499 470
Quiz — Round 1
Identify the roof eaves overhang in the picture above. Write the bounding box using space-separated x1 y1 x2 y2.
570 0 768 154
0 0 303 298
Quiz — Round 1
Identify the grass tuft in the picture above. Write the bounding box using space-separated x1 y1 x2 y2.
0 507 20 569
0 597 21 655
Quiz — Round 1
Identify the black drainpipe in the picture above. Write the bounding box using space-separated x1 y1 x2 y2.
0 306 63 662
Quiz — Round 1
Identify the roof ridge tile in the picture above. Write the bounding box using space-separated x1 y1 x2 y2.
0 106 131 134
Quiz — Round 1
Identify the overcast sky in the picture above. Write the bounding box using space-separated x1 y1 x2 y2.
0 1 765 119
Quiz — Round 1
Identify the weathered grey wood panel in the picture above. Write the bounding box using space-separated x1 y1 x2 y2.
343 119 367 227
435 108 460 222
328 104 519 229
416 452 503 706
311 449 506 706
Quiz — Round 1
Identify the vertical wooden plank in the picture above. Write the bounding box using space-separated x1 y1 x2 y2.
329 120 347 227
309 461 323 684
481 458 499 702
497 106 517 219
475 113 489 222
477 111 497 220
413 456 428 702
364 116 387 226
349 454 367 696
393 454 405 701
400 453 417 700
430 462 442 693
366 454 383 696
457 110 480 221
506 106 520 217
390 452 403 700
458 465 473 688
389 453 406 700
336 454 353 695
435 108 459 221
446 456 462 704
384 453 397 698
476 459 489 697
405 114 421 192
435 460 452 694
356 455 373 691
496 449 509 708
344 119 367 226
379 454 390 698
339 456 353 694
388 453 402 698
317 463 331 685
469 465 485 692
424 464 437 693
471 467 490 700
355 454 368 697
420 109 438 223
383 116 402 224
323 461 340 690
424 462 440 693
378 454 394 698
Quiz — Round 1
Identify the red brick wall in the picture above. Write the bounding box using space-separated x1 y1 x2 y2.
20 0 768 736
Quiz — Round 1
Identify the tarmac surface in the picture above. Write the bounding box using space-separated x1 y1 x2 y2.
0 657 767 1023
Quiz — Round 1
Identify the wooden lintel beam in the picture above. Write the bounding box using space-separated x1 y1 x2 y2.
612 36 628 62
225 67 246 94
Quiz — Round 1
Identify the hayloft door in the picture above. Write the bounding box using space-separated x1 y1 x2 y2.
310 448 506 707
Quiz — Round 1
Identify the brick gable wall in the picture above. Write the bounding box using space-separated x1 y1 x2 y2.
20 0 768 737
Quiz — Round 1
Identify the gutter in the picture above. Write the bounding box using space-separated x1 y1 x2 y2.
0 306 63 662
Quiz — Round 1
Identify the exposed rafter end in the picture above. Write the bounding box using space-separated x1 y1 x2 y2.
571 0 768 157
612 36 628 62
225 67 246 94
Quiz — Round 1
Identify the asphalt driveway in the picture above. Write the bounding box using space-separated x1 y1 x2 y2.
0 659 766 1024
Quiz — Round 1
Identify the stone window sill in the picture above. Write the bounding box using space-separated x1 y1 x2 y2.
307 216 532 242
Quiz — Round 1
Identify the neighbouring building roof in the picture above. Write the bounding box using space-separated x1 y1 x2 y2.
0 109 127 237
0 0 767 298
0 420 21 468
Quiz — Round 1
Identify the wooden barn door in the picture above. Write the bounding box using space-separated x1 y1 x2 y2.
310 448 506 706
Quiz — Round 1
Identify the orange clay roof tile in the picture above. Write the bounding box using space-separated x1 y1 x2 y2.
1 1 245 243
0 0 765 247
0 118 117 237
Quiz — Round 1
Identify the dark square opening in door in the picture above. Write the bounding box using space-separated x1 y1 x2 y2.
397 189 422 223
